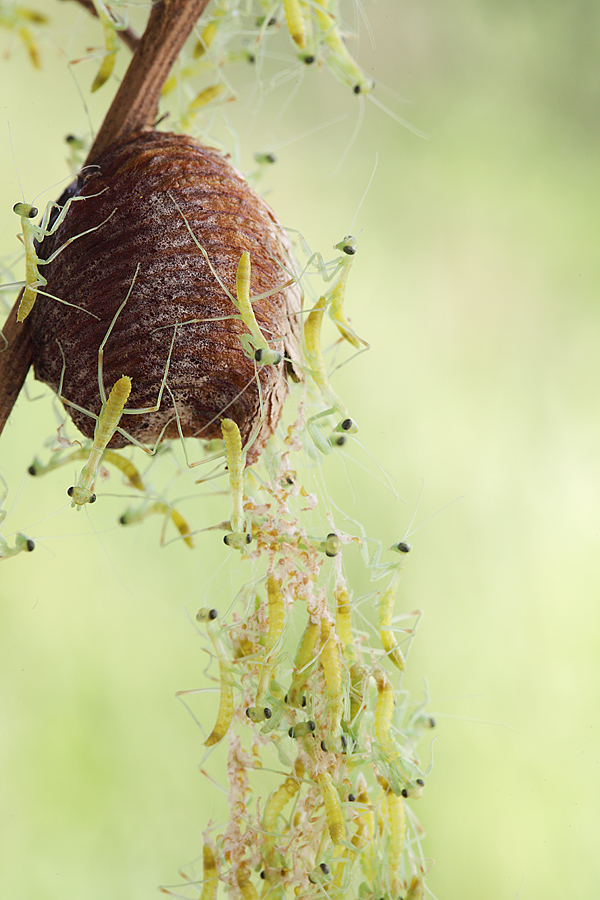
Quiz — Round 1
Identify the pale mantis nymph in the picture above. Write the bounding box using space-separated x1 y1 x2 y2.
58 265 176 507
195 607 235 747
167 194 293 369
13 192 114 322
304 293 359 449
220 417 253 549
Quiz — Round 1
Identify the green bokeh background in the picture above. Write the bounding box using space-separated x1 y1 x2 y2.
1 2 599 898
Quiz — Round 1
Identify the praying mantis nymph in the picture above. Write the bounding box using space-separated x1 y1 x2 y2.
196 608 235 747
374 669 395 751
263 765 303 855
249 575 286 714
264 575 285 654
312 2 375 95
325 235 369 350
316 771 345 846
378 542 411 670
386 786 406 896
58 264 177 507
0 531 35 560
373 670 427 798
304 295 358 445
67 375 132 507
235 250 283 365
91 0 123 92
334 584 358 664
220 417 253 549
319 617 344 750
0 5 48 69
119 500 194 548
28 445 145 492
287 616 320 707
13 194 114 322
167 195 292 371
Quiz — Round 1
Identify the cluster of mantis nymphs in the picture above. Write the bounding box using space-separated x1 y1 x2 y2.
2 202 433 900
2 4 433 897
165 526 432 900
3 0 377 140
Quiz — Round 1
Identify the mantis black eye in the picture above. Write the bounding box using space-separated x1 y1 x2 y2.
67 486 74 497
26 539 35 552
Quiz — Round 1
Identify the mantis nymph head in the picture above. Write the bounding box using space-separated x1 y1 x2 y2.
223 531 253 549
13 202 37 219
14 534 35 552
67 484 97 507
254 347 282 366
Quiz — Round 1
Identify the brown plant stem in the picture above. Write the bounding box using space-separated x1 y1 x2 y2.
87 0 211 161
0 0 212 439
0 293 33 436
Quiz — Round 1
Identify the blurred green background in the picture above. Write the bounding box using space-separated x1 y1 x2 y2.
1 1 599 898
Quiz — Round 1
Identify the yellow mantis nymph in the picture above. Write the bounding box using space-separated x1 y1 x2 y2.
13 193 114 322
220 417 253 549
325 235 369 350
247 575 286 719
262 762 304 866
235 250 284 365
286 616 320 707
28 445 145 491
196 608 235 747
118 499 194 548
319 617 345 751
167 195 292 369
312 2 375 95
334 584 358 664
315 771 345 846
91 0 124 93
0 5 48 69
303 295 359 451
58 265 177 507
67 375 132 508
386 786 406 896
378 542 411 671
374 671 427 798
